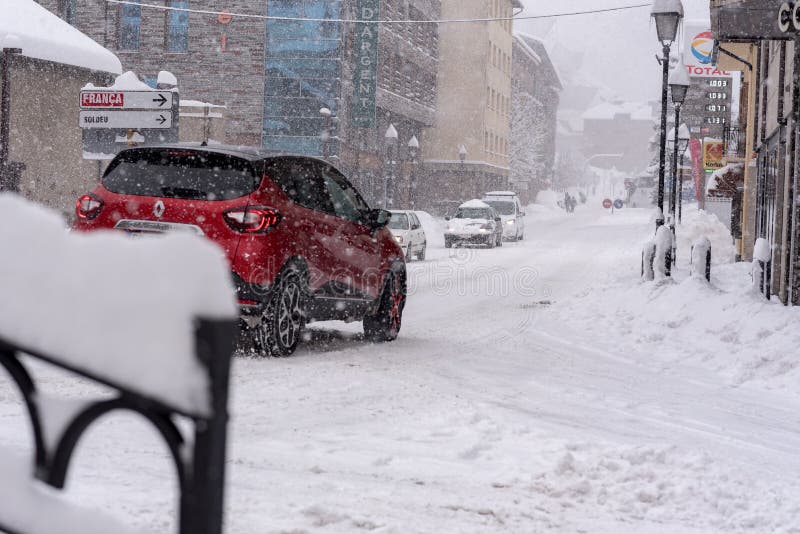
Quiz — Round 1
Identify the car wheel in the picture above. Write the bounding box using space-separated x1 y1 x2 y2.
417 243 426 261
253 271 306 357
445 237 452 249
497 234 503 247
364 270 406 342
405 246 413 262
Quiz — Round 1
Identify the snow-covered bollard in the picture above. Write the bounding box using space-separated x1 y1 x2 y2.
642 240 656 281
752 238 771 295
654 225 673 279
690 237 712 282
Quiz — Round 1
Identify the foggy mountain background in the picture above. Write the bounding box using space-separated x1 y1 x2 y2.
517 0 713 102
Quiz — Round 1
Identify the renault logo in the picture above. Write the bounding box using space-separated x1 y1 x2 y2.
153 200 165 218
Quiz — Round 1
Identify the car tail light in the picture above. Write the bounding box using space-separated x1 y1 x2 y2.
223 206 281 233
76 193 104 220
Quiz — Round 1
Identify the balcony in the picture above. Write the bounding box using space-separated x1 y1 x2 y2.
723 125 746 160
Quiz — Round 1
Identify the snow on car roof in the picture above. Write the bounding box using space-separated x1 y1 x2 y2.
459 199 491 208
2 0 122 74
0 195 237 416
484 191 517 197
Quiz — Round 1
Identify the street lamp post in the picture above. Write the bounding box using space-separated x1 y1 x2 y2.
458 144 467 196
319 107 332 160
669 57 690 223
384 123 398 209
407 135 419 210
650 0 684 229
677 125 691 224
0 46 22 191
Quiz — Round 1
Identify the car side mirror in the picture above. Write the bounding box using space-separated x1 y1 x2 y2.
445 216 451 221
366 208 391 229
520 211 526 217
495 217 501 223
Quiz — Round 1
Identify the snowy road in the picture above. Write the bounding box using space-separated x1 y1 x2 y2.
2 203 799 533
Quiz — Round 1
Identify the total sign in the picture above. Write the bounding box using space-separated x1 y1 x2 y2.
683 22 732 78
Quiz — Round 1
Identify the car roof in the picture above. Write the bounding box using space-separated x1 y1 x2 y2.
483 191 517 198
118 142 327 164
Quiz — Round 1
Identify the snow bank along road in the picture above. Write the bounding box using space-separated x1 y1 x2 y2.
2 203 800 533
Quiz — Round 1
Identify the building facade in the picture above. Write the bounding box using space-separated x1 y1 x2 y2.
2 0 120 217
37 0 442 208
510 33 561 205
422 0 521 215
710 0 800 305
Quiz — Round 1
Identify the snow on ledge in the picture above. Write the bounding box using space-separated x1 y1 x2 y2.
0 447 150 534
0 195 237 416
1 0 122 74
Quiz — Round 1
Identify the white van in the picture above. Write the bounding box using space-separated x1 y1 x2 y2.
482 191 525 241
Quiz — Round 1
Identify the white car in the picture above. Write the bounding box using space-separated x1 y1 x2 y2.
444 200 503 248
389 210 427 261
482 191 525 241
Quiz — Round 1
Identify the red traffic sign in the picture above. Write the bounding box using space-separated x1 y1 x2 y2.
602 198 613 209
80 90 173 110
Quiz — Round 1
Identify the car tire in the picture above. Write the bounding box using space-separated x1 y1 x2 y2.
364 270 406 343
418 243 426 261
405 246 413 262
253 270 306 357
497 234 503 247
445 238 453 248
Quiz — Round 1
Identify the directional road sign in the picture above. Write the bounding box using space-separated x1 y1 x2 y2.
613 199 625 210
80 90 173 110
79 110 173 129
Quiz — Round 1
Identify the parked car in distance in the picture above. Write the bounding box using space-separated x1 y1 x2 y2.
73 145 407 357
482 191 525 241
389 210 427 261
444 199 503 248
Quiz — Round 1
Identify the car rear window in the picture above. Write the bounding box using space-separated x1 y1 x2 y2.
389 213 409 230
103 149 259 201
484 200 515 215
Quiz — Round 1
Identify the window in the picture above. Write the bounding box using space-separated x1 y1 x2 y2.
321 165 370 221
167 1 190 53
119 4 141 51
267 158 334 213
59 0 77 25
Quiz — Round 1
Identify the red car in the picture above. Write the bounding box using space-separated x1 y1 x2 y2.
74 145 407 356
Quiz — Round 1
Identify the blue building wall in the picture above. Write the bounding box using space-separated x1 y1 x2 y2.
263 0 342 156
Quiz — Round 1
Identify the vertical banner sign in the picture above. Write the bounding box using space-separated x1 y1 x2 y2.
352 0 379 128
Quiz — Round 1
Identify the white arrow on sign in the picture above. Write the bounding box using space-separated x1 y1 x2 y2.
79 91 174 110
79 110 173 129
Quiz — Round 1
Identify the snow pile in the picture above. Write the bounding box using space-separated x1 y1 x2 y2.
0 448 150 534
414 210 445 249
0 195 236 415
83 71 158 92
529 443 799 533
544 262 800 392
534 189 561 208
676 208 735 265
459 199 491 208
1 0 122 74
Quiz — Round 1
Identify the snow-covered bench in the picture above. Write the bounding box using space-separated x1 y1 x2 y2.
0 195 237 534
